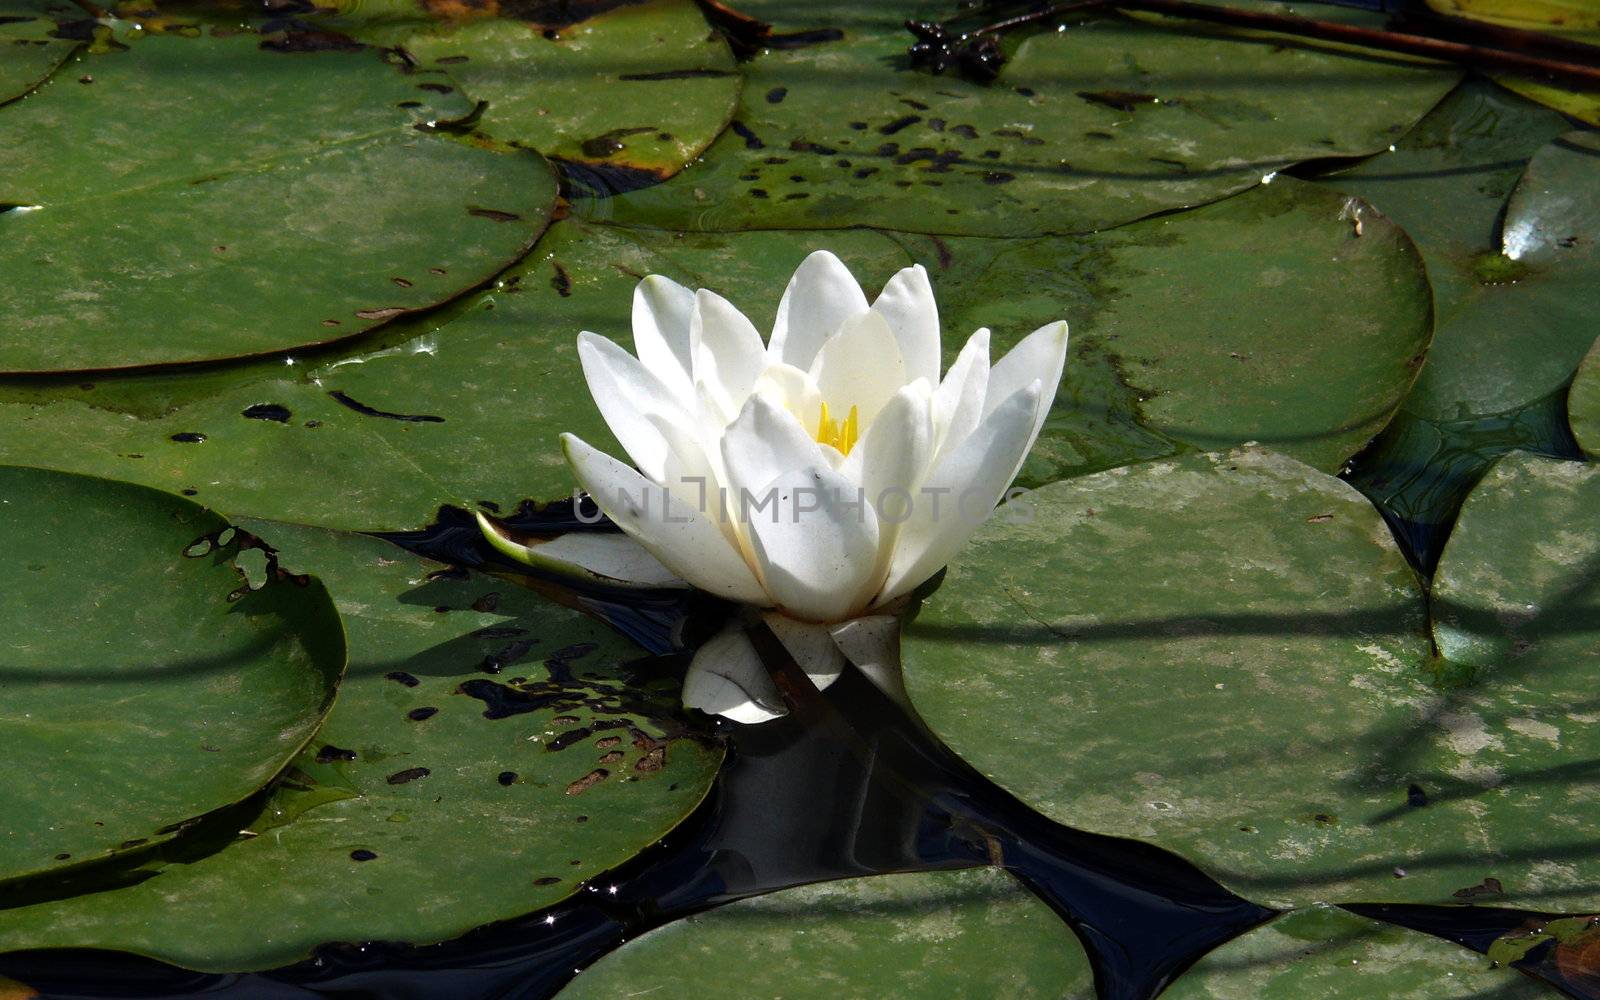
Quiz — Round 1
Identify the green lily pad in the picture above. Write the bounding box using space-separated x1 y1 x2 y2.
0 4 78 105
901 175 1433 481
0 222 914 528
590 0 1458 237
0 466 344 885
1164 906 1546 998
557 869 1092 1000
1569 336 1600 457
1425 0 1600 125
1320 85 1599 421
0 517 722 971
395 0 738 181
1418 450 1600 899
905 445 1600 911
0 174 1428 528
0 28 556 372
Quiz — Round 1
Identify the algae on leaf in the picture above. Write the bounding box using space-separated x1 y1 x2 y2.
558 869 1091 1000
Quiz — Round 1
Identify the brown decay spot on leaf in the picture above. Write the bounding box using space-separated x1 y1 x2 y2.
467 207 521 222
1453 876 1504 898
566 768 609 795
1306 513 1334 523
355 307 406 321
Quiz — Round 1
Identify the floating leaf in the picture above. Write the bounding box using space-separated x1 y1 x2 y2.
0 29 556 372
0 3 78 104
906 445 1600 911
0 518 721 970
1569 336 1600 457
395 0 739 182
1165 906 1546 997
0 222 914 528
0 467 344 884
900 176 1433 481
1321 86 1599 421
1425 0 1600 125
0 175 1429 528
589 0 1458 236
557 869 1092 1000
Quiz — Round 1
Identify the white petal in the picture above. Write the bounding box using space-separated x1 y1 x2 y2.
562 433 769 606
632 275 697 407
877 380 1043 604
476 511 686 588
764 611 845 691
986 320 1069 475
749 363 823 437
576 332 688 482
720 393 828 511
807 310 906 429
829 615 908 707
769 250 869 371
931 327 990 465
691 289 767 411
746 464 881 622
871 264 941 387
682 625 787 724
838 380 934 606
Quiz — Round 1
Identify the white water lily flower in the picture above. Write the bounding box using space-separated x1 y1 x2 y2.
488 250 1067 723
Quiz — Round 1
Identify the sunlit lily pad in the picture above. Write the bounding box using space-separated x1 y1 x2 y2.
591 0 1458 236
904 176 1432 481
0 3 78 104
0 467 344 885
1569 336 1600 457
395 0 738 182
904 446 1600 910
1164 906 1545 998
1421 451 1600 897
0 175 1429 528
0 29 556 372
1321 86 1599 421
1425 0 1600 125
557 869 1091 1000
0 518 721 970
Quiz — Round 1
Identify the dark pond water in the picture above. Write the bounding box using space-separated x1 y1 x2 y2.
1 387 1593 999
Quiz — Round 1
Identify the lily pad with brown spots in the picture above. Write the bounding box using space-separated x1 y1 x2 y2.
593 0 1458 236
0 467 344 885
0 27 556 372
0 175 1429 530
0 518 721 971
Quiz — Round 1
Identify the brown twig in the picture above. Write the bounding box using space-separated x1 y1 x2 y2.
940 0 1600 89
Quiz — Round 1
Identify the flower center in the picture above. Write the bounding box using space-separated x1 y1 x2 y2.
815 401 859 455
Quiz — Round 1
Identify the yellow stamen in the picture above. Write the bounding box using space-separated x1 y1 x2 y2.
816 401 860 456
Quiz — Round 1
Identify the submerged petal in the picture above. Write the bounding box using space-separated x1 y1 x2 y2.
877 379 1043 604
682 625 788 724
769 250 870 371
871 264 941 387
562 433 769 606
764 611 846 691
